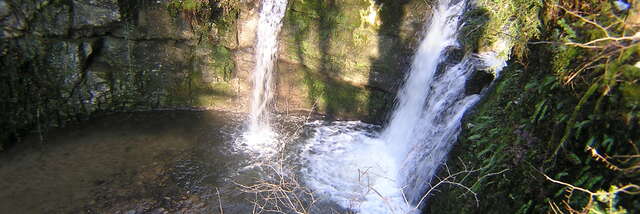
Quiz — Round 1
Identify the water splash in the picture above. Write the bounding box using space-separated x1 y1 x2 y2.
302 121 413 213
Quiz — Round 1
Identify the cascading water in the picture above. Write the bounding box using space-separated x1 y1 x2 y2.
301 0 500 212
380 0 473 204
243 0 288 153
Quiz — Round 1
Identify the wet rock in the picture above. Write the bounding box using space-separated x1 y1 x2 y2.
81 41 95 58
72 0 121 29
0 0 10 18
465 69 495 95
125 2 194 41
626 1 640 26
150 208 167 214
437 46 466 76
2 13 26 38
32 3 71 36
47 41 83 74
272 0 431 120
0 0 245 148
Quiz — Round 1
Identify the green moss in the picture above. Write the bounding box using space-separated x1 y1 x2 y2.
192 82 235 106
211 45 234 80
461 0 542 59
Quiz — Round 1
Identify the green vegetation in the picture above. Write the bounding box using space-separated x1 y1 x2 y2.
461 0 543 59
166 0 241 44
428 0 639 213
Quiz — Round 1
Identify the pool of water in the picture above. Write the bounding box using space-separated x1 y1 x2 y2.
0 110 414 214
0 110 289 213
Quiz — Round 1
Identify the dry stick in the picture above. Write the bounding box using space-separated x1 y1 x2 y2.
366 184 398 214
236 166 315 214
547 200 563 214
216 187 224 214
400 185 410 208
564 43 635 84
583 32 639 45
357 166 407 213
565 33 640 49
542 173 640 212
414 162 508 209
553 4 640 83
252 193 258 214
415 164 481 208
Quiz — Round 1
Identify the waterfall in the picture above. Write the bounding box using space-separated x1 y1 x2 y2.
380 0 475 204
301 0 502 212
249 0 288 133
244 0 288 151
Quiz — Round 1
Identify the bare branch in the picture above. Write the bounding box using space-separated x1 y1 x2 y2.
414 161 507 209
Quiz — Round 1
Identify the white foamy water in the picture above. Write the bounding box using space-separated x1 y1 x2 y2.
301 121 414 214
380 0 466 160
301 0 504 212
242 0 288 154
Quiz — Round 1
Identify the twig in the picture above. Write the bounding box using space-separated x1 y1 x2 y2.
542 172 640 213
216 187 224 214
414 161 507 208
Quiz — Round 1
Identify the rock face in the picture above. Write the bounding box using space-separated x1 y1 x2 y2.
273 0 431 121
0 0 431 147
0 0 238 146
72 0 121 30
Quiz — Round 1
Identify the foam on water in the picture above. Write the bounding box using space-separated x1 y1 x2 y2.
238 126 280 158
301 121 415 213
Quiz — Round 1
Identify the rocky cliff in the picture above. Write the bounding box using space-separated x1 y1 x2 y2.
0 0 238 148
